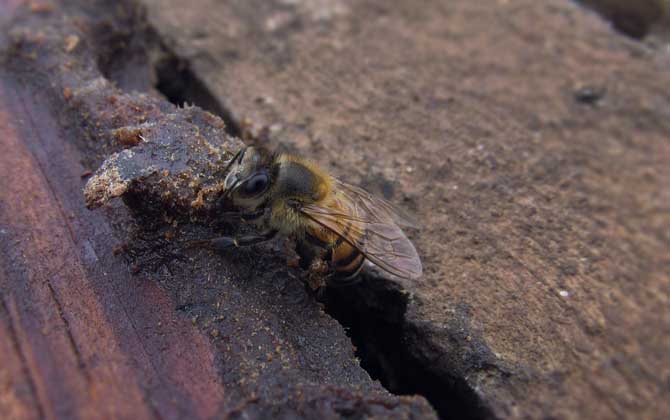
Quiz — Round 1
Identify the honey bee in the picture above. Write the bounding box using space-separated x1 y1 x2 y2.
194 146 422 284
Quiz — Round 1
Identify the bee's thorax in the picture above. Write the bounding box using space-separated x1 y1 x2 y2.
271 154 331 203
263 155 333 236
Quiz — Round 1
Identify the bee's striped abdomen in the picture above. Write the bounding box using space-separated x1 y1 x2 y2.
304 217 365 280
331 241 364 279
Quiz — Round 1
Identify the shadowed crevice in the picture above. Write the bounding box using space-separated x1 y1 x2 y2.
575 0 668 38
154 53 242 139
323 278 495 420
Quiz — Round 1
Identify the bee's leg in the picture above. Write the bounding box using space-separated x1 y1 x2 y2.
304 253 331 294
283 236 301 268
219 211 243 219
291 241 331 299
238 207 268 224
187 229 277 251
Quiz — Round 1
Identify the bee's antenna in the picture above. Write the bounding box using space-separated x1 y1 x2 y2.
223 149 243 174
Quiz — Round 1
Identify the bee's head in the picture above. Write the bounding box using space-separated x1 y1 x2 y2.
223 147 274 208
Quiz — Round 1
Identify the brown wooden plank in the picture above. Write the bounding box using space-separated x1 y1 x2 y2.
0 77 156 420
1 64 231 419
0 292 41 420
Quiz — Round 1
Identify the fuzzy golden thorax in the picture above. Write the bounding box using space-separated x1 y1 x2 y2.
267 154 333 236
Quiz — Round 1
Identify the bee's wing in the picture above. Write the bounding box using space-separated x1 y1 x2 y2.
334 180 420 229
300 188 423 280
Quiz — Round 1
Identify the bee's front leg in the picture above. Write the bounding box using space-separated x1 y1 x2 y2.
187 229 277 251
305 253 331 295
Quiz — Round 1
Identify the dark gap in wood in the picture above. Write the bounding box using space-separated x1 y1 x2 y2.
154 53 242 139
574 0 667 39
0 294 47 419
324 283 494 420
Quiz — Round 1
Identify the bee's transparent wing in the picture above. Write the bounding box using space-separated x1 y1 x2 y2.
334 180 420 229
300 187 422 280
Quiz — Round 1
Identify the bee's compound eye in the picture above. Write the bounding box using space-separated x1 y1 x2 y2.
242 173 269 196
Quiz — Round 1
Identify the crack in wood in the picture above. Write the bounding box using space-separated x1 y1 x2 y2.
0 293 47 419
11 76 169 420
